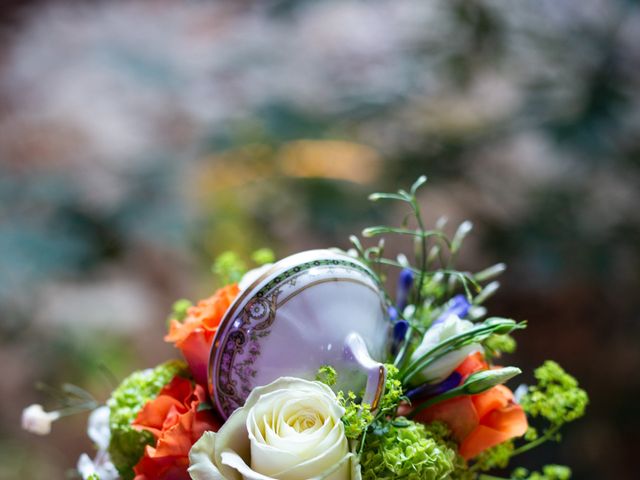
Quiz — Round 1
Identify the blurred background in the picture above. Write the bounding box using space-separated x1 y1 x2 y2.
1 0 638 478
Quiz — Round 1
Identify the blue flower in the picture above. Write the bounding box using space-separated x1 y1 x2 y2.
396 268 414 312
433 294 470 325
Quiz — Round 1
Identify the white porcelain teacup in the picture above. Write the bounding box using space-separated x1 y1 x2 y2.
208 249 390 419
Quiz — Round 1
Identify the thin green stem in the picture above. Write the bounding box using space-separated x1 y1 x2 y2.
510 424 562 457
411 199 428 316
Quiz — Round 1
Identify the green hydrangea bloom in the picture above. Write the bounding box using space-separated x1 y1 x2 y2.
107 360 187 479
360 418 456 480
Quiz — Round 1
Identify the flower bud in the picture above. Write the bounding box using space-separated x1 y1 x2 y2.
21 404 60 435
462 367 521 395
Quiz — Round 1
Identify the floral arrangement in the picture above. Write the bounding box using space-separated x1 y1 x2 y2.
22 177 588 480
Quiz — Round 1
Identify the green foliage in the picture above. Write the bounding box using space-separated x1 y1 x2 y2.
87 475 100 480
360 417 457 480
107 360 187 479
512 465 572 480
211 251 246 284
520 361 588 426
315 365 337 386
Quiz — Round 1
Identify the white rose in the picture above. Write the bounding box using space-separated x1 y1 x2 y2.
409 314 483 385
21 404 60 435
188 377 359 480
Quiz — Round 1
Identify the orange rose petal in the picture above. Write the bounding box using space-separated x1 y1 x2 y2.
133 377 220 479
154 411 197 457
134 397 184 432
164 284 239 387
472 385 513 419
483 404 528 438
175 330 213 386
455 351 489 380
415 395 479 441
459 424 512 459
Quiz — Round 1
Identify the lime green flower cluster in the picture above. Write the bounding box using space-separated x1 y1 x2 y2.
472 440 515 471
484 333 517 358
360 418 457 480
107 360 187 479
212 251 247 284
211 248 274 285
315 365 338 386
513 464 572 479
338 390 374 440
520 361 588 426
377 365 404 414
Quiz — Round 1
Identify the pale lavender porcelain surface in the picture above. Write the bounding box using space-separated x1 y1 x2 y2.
208 250 390 419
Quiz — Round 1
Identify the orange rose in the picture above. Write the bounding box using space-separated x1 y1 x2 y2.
132 376 220 480
413 352 528 459
165 284 239 385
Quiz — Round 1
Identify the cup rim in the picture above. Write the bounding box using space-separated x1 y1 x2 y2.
207 249 380 410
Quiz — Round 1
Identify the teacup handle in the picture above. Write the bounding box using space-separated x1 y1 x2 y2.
344 333 387 410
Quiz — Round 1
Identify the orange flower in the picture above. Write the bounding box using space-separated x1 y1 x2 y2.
165 284 240 385
132 376 220 480
413 352 528 459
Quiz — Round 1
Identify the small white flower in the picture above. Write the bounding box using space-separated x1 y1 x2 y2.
77 451 118 480
408 314 483 385
77 406 118 480
239 263 273 291
513 384 528 403
21 404 60 435
87 406 111 451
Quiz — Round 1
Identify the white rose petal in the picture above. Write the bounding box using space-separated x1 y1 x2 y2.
21 404 59 435
409 314 483 385
189 377 359 480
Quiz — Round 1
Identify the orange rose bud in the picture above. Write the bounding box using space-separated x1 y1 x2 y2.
165 284 239 386
413 352 528 459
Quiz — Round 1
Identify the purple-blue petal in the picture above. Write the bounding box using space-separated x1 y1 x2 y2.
396 268 414 312
432 294 471 325
405 371 463 402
